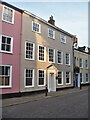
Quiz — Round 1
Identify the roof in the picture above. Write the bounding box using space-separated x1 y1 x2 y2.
74 48 90 55
24 11 75 38
0 0 75 38
0 0 24 13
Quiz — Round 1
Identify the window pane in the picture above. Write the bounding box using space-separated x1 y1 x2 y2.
26 78 32 86
39 78 44 85
1 44 6 51
5 77 9 85
66 72 70 83
2 36 6 43
39 46 44 61
25 69 33 86
3 7 13 23
6 45 10 51
49 49 54 62
39 70 44 85
33 22 40 32
1 77 5 85
7 38 11 44
26 42 34 59
5 66 10 75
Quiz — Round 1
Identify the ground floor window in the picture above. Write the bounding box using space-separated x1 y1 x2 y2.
0 65 12 88
38 69 46 86
86 73 88 83
66 72 71 84
58 71 63 85
25 69 34 87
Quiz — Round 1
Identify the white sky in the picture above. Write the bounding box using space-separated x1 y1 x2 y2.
3 0 89 47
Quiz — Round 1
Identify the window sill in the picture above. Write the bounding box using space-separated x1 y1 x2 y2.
66 83 71 85
65 64 71 66
38 85 45 87
32 30 41 34
38 60 46 62
0 86 12 89
48 36 55 40
25 58 35 61
57 83 63 86
25 86 34 88
0 51 13 54
2 19 14 25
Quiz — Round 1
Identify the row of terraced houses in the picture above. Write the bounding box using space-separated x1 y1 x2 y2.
0 1 90 97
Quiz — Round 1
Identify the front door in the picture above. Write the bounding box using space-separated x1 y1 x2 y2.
48 71 56 92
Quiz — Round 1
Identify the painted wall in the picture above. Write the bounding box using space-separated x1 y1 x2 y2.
0 4 22 94
74 49 90 84
20 12 74 92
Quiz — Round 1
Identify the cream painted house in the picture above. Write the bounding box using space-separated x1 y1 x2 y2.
74 46 90 86
20 11 75 93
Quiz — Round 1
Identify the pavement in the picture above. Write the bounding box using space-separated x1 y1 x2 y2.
1 86 88 108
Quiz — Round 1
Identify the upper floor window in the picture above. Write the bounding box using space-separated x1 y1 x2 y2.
57 51 63 64
2 6 14 24
25 41 35 60
48 28 55 39
85 60 88 69
0 65 12 88
60 34 66 43
58 71 63 85
38 45 46 62
79 58 83 68
65 53 70 65
48 48 55 63
0 35 13 53
32 21 41 33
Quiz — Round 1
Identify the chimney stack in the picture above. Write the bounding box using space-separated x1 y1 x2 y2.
48 16 55 26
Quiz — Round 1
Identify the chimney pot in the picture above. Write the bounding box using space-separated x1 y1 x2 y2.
48 15 55 26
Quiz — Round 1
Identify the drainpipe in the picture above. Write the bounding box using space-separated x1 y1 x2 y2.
19 11 23 96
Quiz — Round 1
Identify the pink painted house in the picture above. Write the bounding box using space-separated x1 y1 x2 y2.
0 1 23 96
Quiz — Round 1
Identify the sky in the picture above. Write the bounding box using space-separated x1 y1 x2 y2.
3 0 89 47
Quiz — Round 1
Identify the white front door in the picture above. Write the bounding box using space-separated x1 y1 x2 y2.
48 70 56 92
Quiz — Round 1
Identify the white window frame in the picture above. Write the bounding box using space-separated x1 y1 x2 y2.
80 73 83 83
32 21 41 33
48 28 55 39
48 48 55 63
65 72 71 85
79 58 83 68
2 5 14 24
57 71 63 85
57 50 63 64
65 53 70 65
37 69 46 86
86 73 89 83
25 41 35 60
24 69 34 88
0 35 13 54
60 34 66 43
0 65 12 88
85 60 88 69
38 45 46 62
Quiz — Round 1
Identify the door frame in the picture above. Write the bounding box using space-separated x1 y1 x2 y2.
48 70 56 92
